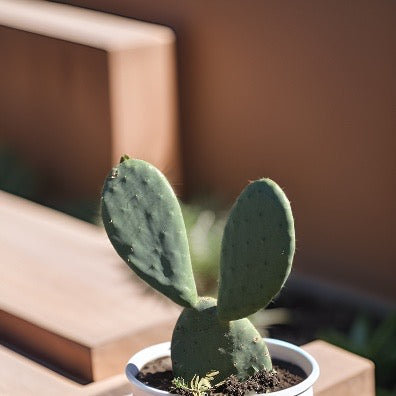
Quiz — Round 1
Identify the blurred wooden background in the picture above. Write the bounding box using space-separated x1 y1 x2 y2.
0 2 382 394
54 0 396 303
2 0 394 302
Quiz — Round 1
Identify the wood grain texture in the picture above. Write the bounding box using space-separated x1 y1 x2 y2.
0 191 180 381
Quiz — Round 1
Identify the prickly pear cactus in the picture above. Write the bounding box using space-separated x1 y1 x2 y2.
101 156 198 308
101 157 295 382
217 179 295 320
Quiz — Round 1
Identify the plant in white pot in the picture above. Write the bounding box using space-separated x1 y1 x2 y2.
101 156 319 395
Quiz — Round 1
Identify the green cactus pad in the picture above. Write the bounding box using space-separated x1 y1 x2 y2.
101 158 198 308
171 297 271 381
217 179 295 320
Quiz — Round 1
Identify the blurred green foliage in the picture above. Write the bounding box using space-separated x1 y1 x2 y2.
0 146 39 200
320 313 396 394
181 202 226 296
378 389 396 396
0 143 101 223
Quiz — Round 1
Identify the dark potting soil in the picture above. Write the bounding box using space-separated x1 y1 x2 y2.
137 357 306 395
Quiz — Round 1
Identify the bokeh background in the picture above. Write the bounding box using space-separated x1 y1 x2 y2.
1 1 395 394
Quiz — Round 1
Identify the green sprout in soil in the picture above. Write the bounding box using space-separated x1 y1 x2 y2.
171 370 224 396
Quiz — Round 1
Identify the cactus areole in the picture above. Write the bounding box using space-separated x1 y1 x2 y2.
101 157 295 382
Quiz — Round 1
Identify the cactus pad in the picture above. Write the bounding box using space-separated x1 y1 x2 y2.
101 158 198 308
171 297 271 381
217 179 295 320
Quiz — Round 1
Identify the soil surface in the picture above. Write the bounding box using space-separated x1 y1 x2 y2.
137 357 305 395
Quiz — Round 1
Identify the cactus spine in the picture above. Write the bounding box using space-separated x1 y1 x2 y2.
102 157 295 382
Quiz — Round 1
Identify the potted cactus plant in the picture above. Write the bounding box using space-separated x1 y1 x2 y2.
101 156 319 396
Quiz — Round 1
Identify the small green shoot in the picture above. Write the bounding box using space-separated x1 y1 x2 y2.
171 370 223 396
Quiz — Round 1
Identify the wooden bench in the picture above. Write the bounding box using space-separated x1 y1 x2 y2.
0 192 375 394
0 191 180 383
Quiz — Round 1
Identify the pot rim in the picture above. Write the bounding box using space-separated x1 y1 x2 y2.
126 338 320 396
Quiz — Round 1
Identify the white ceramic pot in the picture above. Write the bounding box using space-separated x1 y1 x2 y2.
126 338 319 396
125 338 319 396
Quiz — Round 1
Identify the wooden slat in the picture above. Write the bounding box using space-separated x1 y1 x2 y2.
0 344 133 396
0 345 79 396
80 374 132 396
0 0 172 50
0 0 180 199
303 340 375 396
0 191 180 382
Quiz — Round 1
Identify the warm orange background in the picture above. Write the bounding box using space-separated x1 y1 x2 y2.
55 1 395 302
2 1 395 301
